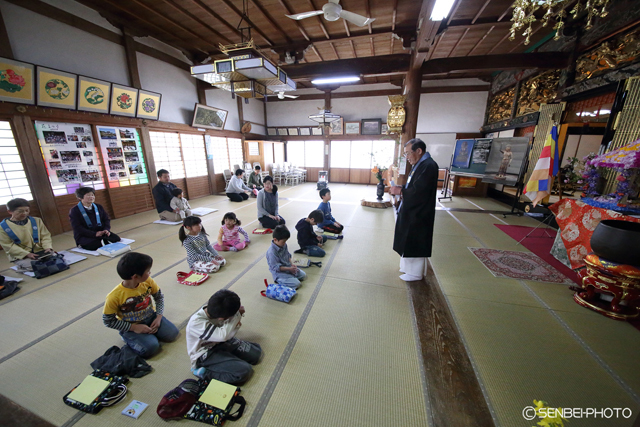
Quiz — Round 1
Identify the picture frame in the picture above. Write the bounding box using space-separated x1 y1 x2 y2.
37 66 77 109
299 127 311 136
0 57 35 105
361 118 382 135
312 126 323 136
191 103 227 130
77 75 110 114
267 127 277 136
381 123 388 134
452 139 474 169
329 118 343 135
287 127 299 136
277 128 288 136
110 83 138 117
136 89 162 120
345 122 360 135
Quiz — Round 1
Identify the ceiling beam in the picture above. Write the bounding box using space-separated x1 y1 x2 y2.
284 53 411 79
270 27 413 52
277 0 311 41
421 52 571 75
329 42 339 60
159 0 233 45
343 19 351 37
448 27 469 57
413 0 440 68
216 0 274 46
445 17 512 28
307 0 330 39
472 0 493 25
274 84 490 101
467 25 495 55
248 0 292 44
189 0 247 44
446 0 462 25
370 37 375 56
349 40 357 57
366 0 373 34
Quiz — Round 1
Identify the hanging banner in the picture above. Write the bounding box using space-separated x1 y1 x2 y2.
96 126 147 185
35 121 102 185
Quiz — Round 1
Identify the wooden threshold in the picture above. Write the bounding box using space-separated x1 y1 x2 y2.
0 393 56 427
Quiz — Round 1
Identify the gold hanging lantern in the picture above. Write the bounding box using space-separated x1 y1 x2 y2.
387 95 406 134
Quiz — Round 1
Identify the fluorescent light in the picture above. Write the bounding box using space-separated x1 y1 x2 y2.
311 76 360 85
430 0 456 21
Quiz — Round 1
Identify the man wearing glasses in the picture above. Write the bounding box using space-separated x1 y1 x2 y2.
388 138 439 281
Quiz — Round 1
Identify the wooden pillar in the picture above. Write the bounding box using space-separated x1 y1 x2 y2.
237 96 247 162
323 89 332 171
0 6 14 59
10 115 63 235
122 28 141 89
197 80 216 195
400 55 423 177
138 127 158 188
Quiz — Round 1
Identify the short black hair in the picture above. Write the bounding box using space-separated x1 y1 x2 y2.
319 188 330 198
308 209 324 224
273 224 290 241
117 252 153 280
254 165 261 170
171 188 183 197
157 169 169 178
207 289 241 319
263 176 273 183
75 187 95 199
405 138 426 154
7 198 30 211
235 169 244 176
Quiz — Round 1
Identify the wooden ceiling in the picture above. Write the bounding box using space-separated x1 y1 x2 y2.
75 0 557 87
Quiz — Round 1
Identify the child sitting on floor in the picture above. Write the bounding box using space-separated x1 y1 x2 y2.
170 188 192 219
295 209 342 258
186 289 262 384
317 188 344 234
103 252 179 358
266 225 306 289
179 216 226 273
214 212 250 252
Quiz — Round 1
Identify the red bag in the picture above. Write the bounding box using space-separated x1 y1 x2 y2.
252 228 272 234
176 271 209 286
157 379 200 420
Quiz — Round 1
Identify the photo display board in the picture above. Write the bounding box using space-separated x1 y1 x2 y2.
96 126 148 187
35 121 103 194
450 139 493 176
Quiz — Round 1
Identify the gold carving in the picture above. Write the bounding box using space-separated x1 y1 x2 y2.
576 28 640 83
516 70 561 117
487 88 515 124
387 95 406 134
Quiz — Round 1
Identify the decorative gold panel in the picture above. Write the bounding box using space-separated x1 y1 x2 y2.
516 70 561 117
487 88 515 124
576 27 640 83
387 95 406 134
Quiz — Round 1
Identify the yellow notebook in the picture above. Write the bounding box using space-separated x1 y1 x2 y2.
198 379 237 410
323 232 337 237
184 274 205 283
67 375 110 405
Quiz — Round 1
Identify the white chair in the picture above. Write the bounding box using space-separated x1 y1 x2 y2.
233 164 241 173
272 164 282 185
223 169 232 188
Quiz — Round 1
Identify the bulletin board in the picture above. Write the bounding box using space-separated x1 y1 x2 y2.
450 139 493 176
96 126 148 187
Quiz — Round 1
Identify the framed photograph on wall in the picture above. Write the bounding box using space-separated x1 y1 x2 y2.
191 103 227 130
110 83 138 117
267 128 277 136
0 57 35 105
277 128 288 136
312 126 323 136
37 66 77 109
361 118 382 135
287 127 299 136
381 123 388 134
136 89 162 120
345 122 360 135
77 75 110 113
329 118 343 135
299 127 311 136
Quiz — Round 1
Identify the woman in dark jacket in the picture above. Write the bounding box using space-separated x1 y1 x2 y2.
69 187 121 250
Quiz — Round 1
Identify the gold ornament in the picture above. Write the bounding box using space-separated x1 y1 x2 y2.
387 95 406 134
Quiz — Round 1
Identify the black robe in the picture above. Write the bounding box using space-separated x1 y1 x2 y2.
393 155 439 258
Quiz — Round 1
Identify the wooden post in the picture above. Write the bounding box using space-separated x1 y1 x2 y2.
122 28 142 89
196 81 217 195
399 55 423 181
138 127 158 188
323 89 332 171
0 6 14 59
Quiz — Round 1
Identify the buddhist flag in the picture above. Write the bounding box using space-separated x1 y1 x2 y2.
524 124 559 207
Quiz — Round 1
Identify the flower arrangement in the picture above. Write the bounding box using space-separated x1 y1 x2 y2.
371 165 388 182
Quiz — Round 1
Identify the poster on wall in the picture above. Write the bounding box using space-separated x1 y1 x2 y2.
35 121 102 186
77 75 111 114
471 139 492 164
37 66 77 109
0 57 35 104
96 125 147 184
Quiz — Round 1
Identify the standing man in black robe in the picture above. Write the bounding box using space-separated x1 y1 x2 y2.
389 138 439 281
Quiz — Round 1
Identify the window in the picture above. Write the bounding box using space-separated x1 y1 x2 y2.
330 141 350 168
304 141 324 167
0 121 32 205
371 140 395 169
228 138 243 172
286 141 305 166
210 137 230 173
149 131 185 179
350 140 373 169
180 134 208 178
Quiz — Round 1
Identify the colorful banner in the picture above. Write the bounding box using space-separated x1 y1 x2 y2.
525 125 559 206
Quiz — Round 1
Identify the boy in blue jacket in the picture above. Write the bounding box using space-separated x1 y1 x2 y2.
317 189 344 234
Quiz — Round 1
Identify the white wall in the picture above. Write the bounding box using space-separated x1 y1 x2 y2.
243 97 266 135
417 92 488 133
205 89 240 132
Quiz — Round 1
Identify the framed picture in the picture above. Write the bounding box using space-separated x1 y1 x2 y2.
381 123 388 134
329 118 343 135
361 118 382 135
136 89 162 120
277 128 288 136
37 66 77 109
267 128 277 136
312 126 323 136
452 139 475 169
287 127 299 136
191 103 227 130
110 84 138 117
77 76 110 113
299 127 311 136
0 57 35 104
345 122 360 135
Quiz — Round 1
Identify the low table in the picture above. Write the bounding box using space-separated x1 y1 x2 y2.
574 254 640 320
361 197 393 209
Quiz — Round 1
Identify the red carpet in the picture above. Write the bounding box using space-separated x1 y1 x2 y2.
495 224 581 285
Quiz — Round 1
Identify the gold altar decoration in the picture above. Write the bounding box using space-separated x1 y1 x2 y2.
516 70 561 117
509 0 612 45
387 95 406 134
487 88 515 124
575 27 640 83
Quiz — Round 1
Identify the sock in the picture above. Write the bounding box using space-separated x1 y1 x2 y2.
191 367 207 379
229 246 238 252
337 235 344 240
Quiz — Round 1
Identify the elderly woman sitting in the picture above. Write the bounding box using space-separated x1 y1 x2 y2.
69 187 121 250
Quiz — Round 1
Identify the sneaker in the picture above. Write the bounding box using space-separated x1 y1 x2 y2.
293 249 305 254
191 367 207 379
337 235 344 240
229 246 238 252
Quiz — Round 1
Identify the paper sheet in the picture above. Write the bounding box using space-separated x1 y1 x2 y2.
1 275 23 282
191 207 218 216
153 220 183 225
59 251 87 265
10 267 35 277
184 274 205 283
71 248 101 256
119 238 135 244
67 375 110 406
198 379 237 410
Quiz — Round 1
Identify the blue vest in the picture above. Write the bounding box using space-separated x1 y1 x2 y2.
77 202 101 227
0 217 39 244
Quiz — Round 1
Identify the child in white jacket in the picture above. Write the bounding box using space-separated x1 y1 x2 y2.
185 289 262 384
170 188 192 219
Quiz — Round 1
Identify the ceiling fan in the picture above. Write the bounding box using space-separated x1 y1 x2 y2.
285 0 375 27
268 91 299 100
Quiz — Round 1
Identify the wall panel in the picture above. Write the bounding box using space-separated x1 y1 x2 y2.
186 176 210 200
109 184 155 218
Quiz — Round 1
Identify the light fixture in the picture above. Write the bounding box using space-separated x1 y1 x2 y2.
311 76 360 85
430 0 456 21
308 109 341 125
509 0 612 45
